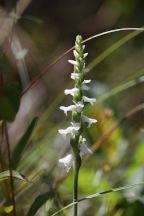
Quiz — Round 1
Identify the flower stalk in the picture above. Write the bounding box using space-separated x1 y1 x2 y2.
58 35 97 216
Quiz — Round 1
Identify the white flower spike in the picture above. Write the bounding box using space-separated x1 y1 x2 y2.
58 35 99 216
59 35 97 180
59 154 73 172
83 96 96 105
82 115 97 128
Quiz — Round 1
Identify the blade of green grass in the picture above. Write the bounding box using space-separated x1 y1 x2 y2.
26 192 53 216
51 181 144 216
11 117 38 168
0 170 29 182
97 68 144 104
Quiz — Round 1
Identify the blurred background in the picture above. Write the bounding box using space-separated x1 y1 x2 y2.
0 0 144 215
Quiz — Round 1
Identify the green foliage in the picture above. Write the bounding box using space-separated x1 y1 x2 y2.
0 82 20 122
11 117 38 168
0 170 28 182
26 192 53 216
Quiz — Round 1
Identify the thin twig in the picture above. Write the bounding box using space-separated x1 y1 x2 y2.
21 28 144 96
4 122 16 216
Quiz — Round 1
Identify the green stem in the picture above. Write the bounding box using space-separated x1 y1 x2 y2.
73 157 80 216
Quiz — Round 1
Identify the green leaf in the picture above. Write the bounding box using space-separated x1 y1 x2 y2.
11 117 38 168
51 182 144 216
0 82 20 122
0 170 28 182
26 192 53 216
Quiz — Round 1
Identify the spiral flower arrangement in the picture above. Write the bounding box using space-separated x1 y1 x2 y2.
58 35 97 216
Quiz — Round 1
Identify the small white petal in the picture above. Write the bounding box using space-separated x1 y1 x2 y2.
68 60 78 66
76 102 84 112
83 96 96 105
84 53 88 58
59 154 73 172
82 115 97 128
79 135 86 143
73 50 78 58
79 135 93 155
71 122 81 131
83 79 91 84
60 105 76 116
83 45 85 50
82 84 90 91
80 143 93 155
83 68 90 73
64 88 79 96
75 45 80 52
58 127 75 138
71 73 81 80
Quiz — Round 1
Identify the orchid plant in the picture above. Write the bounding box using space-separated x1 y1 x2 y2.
58 35 97 216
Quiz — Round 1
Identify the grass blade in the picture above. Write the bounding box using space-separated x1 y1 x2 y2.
11 117 38 168
26 192 53 216
0 170 28 182
51 182 144 216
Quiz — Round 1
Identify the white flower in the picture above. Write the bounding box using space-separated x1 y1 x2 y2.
68 60 78 66
82 84 90 91
83 68 90 73
59 154 73 172
83 79 91 84
58 123 80 137
79 136 93 155
80 143 93 155
76 102 84 112
71 73 81 80
73 50 78 58
60 105 76 116
83 96 96 105
71 122 81 130
60 102 84 116
64 88 79 96
84 53 88 58
82 115 97 128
